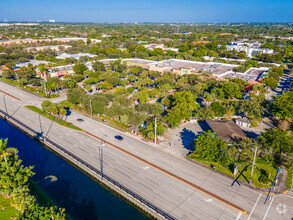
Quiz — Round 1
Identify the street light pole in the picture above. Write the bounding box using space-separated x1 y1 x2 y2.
16 73 20 86
99 141 105 179
90 99 93 118
154 117 157 145
43 77 47 97
99 135 107 180
250 146 257 184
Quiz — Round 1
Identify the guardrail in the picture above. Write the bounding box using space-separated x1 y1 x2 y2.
0 110 175 220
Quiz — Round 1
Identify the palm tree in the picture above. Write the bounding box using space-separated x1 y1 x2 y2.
51 82 59 93
0 138 8 163
0 138 18 163
60 108 67 120
68 80 77 89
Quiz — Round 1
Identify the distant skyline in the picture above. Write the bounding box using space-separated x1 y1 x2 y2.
1 0 293 23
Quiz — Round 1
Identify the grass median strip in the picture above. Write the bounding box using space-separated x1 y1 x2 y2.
26 105 82 131
187 154 279 189
0 78 59 98
83 130 247 214
60 100 130 132
286 169 293 189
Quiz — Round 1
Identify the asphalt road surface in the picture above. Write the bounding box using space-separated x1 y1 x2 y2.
0 80 292 219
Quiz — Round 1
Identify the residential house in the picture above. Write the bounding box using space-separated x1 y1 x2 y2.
206 120 247 143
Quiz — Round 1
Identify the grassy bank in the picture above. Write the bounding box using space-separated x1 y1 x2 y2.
0 77 59 99
0 194 21 220
29 181 55 207
0 182 72 220
28 181 73 220
187 154 278 188
60 100 130 132
26 105 82 131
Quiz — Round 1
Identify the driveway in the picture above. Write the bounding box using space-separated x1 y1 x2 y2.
162 121 208 157
240 117 275 138
266 70 292 100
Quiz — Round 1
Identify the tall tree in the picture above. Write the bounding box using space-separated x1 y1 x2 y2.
73 63 88 75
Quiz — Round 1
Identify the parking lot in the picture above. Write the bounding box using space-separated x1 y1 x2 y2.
266 70 292 100
161 121 209 157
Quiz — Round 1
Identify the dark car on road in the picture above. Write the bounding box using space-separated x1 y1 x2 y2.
77 118 84 122
114 135 124 141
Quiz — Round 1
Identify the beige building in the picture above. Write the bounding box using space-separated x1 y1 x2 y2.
0 37 101 46
26 45 72 51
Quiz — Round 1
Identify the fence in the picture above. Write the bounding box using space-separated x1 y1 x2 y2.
0 109 175 220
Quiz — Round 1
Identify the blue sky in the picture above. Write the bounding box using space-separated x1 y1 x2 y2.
1 0 292 23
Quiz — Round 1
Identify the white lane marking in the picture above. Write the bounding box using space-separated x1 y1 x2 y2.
72 111 123 134
236 212 242 220
204 198 213 203
248 193 262 220
263 196 275 220
276 203 286 215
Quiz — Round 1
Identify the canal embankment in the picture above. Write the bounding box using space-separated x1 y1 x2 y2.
0 109 174 220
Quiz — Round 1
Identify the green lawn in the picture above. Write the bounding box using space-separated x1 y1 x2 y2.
60 100 130 132
26 105 82 131
0 194 21 220
187 154 277 188
0 77 59 98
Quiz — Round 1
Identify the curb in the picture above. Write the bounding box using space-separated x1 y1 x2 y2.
0 111 172 220
185 156 290 194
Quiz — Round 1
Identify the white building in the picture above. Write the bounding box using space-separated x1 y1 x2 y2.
52 37 101 43
226 42 274 58
101 34 111 38
235 118 251 128
56 53 97 60
26 45 72 51
143 44 178 53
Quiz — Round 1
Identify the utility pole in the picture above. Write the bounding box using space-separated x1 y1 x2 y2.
16 73 20 86
43 75 47 97
264 167 282 204
90 99 93 118
99 141 105 179
3 95 8 119
250 146 257 184
154 117 157 145
99 135 107 180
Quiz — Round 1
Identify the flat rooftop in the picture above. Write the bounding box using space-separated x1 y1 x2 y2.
15 60 51 67
223 67 268 81
148 59 238 75
124 59 155 65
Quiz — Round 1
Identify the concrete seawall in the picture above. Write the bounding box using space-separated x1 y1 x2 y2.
0 111 174 220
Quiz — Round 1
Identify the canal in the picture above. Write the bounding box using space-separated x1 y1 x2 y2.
0 117 149 220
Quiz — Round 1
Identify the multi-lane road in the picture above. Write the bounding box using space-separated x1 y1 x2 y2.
0 80 292 219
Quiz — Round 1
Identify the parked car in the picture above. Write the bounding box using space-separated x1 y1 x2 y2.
114 135 124 141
